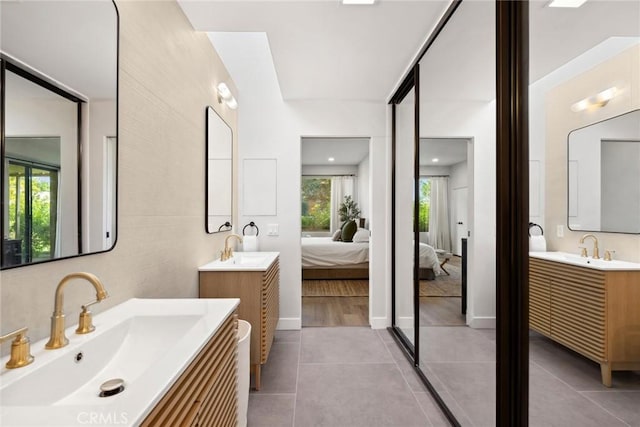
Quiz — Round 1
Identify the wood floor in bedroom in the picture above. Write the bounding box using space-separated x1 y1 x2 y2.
302 279 369 327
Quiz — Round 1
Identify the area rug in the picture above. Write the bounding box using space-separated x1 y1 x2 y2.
302 279 369 297
420 257 462 297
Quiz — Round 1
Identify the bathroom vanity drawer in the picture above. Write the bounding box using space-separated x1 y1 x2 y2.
141 312 238 427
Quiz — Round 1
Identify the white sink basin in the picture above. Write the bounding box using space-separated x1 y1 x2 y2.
199 251 278 272
530 251 640 271
0 298 239 426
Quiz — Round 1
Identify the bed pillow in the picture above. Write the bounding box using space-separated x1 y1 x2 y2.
341 220 358 242
331 229 342 241
352 229 370 243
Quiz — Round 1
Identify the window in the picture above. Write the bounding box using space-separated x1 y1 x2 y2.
301 177 331 232
7 159 59 263
418 177 431 232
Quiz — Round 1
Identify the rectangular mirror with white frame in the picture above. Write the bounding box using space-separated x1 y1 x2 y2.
568 109 640 234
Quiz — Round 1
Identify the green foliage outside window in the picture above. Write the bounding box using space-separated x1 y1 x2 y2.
418 178 430 232
9 170 55 260
301 178 331 231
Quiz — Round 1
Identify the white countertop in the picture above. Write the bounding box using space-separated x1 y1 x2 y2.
199 251 279 272
0 298 239 427
530 251 640 271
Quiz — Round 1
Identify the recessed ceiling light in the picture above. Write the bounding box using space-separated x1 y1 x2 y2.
328 157 335 162
547 0 588 8
432 158 439 163
342 0 376 5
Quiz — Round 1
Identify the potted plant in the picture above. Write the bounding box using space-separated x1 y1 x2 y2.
338 195 360 242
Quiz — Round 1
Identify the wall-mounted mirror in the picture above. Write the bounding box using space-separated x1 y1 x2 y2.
1 0 118 269
568 109 640 234
206 106 233 233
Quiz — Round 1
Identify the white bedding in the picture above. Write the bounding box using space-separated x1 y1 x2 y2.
301 237 369 268
419 242 442 275
301 237 442 275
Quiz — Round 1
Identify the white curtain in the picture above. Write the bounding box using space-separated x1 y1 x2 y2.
428 177 451 251
54 171 61 258
330 176 356 233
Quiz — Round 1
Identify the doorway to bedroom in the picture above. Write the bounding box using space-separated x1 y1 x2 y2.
418 137 470 327
300 137 371 327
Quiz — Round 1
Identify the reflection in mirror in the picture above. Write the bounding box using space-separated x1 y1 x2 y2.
418 1 495 425
1 0 118 269
206 106 233 233
531 1 640 424
568 110 640 234
394 87 416 345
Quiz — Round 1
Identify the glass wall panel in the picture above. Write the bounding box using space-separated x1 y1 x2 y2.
418 1 496 424
394 87 416 344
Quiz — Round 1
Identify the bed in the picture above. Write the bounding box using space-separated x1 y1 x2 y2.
301 237 442 280
301 237 370 279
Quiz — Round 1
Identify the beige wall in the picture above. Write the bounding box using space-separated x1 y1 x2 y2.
545 45 640 262
0 1 238 346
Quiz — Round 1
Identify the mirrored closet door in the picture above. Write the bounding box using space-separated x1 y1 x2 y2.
417 1 496 425
389 0 506 425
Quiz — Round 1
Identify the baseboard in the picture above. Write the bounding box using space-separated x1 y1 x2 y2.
277 317 301 330
369 317 389 329
469 316 496 329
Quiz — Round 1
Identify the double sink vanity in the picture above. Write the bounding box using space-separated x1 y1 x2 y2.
529 247 640 387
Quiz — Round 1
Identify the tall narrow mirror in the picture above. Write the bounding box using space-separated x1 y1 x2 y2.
1 0 118 269
205 106 233 233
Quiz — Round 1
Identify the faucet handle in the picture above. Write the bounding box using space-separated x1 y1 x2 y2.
604 249 615 261
579 246 588 257
0 327 35 369
76 300 100 334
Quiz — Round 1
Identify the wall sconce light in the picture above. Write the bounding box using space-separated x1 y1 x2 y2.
571 87 617 112
217 82 238 110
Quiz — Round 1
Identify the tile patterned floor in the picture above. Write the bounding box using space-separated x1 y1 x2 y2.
248 327 640 426
420 327 640 426
248 327 450 426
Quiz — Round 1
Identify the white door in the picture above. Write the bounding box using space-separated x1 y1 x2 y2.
452 187 468 256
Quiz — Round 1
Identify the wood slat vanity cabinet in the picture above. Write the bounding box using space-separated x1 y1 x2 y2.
530 257 640 387
142 312 238 427
199 255 279 390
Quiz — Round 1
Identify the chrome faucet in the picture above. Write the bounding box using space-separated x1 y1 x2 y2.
0 327 34 369
45 272 108 350
221 234 243 261
579 234 600 259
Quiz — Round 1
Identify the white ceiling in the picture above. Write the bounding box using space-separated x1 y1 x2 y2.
180 0 639 103
420 138 468 166
0 1 118 100
179 0 451 101
301 137 369 166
